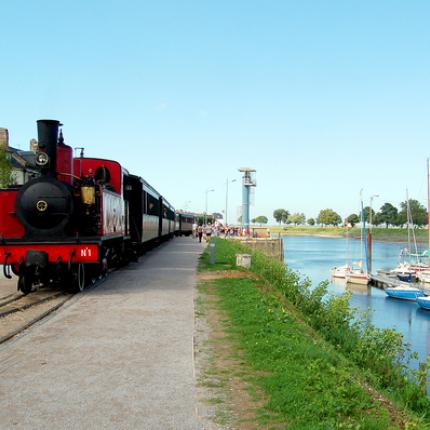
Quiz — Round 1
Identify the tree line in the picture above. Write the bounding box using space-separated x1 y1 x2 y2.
273 199 428 227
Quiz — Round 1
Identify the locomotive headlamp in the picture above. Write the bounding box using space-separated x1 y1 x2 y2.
36 152 49 166
36 200 48 212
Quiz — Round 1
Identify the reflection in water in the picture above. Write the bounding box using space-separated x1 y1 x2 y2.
346 282 371 296
332 277 371 295
283 235 430 389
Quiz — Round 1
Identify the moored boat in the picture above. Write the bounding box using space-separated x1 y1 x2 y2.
345 194 369 285
345 269 369 285
396 272 417 283
330 264 351 279
417 296 430 310
385 285 425 301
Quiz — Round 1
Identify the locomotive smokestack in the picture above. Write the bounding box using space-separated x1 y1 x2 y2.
37 119 60 177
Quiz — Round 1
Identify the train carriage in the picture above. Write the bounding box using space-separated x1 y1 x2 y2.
175 212 194 236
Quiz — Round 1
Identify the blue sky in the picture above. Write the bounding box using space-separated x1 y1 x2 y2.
1 1 429 223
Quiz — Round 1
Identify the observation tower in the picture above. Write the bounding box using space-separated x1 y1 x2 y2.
238 167 256 235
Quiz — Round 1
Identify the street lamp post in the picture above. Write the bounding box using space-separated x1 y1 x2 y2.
369 194 379 230
225 178 236 226
205 188 214 225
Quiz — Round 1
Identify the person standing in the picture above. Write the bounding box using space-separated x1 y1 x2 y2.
205 224 213 242
197 225 203 243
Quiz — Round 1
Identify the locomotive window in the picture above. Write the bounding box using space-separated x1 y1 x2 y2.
95 166 111 184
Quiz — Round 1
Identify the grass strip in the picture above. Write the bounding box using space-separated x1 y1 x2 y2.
199 238 430 429
214 276 400 429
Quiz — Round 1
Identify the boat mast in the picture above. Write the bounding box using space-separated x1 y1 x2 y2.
360 190 369 273
427 158 430 267
346 227 350 268
406 188 419 264
406 188 411 257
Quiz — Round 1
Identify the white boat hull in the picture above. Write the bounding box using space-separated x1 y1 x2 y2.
345 270 369 285
330 265 351 279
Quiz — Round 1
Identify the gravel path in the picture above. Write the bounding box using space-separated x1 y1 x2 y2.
0 237 213 430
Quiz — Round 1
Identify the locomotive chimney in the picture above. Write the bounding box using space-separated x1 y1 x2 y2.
37 119 60 177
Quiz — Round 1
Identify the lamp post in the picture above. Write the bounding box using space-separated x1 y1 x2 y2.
205 188 214 225
225 178 236 226
369 194 379 230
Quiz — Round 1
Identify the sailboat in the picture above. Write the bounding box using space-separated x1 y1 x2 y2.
345 193 369 285
416 158 430 309
385 164 430 302
390 189 428 281
330 229 351 279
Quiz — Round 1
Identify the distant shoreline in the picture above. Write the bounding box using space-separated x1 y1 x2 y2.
268 226 429 245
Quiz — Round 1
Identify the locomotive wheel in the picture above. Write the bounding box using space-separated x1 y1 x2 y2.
68 263 86 293
18 269 34 295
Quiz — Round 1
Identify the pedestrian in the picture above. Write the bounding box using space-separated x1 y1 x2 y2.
205 224 213 242
197 225 203 243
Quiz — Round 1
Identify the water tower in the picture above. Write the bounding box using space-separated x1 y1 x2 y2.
238 167 256 234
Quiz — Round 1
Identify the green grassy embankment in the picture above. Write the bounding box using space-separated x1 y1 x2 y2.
198 238 430 430
269 226 429 244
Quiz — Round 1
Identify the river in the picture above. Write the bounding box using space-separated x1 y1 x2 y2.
282 235 430 377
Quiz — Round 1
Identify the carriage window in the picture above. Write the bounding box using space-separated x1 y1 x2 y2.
147 194 159 216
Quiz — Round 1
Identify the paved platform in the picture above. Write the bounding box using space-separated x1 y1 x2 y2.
0 272 18 300
0 237 209 430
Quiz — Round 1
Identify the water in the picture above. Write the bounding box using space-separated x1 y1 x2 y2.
283 235 430 376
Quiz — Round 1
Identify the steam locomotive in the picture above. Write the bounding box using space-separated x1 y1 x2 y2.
0 120 193 294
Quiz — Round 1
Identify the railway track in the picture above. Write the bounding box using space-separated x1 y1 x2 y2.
0 291 67 319
0 276 107 345
0 288 73 344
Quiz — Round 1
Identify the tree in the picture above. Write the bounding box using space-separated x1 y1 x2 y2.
346 213 360 227
237 215 242 224
196 214 214 225
398 199 428 227
254 215 268 225
273 208 291 224
288 212 306 226
317 208 342 226
0 147 12 188
361 206 376 224
281 210 290 224
273 208 288 225
377 203 398 228
307 218 315 226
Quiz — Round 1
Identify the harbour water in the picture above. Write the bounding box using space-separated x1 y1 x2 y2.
283 235 430 380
